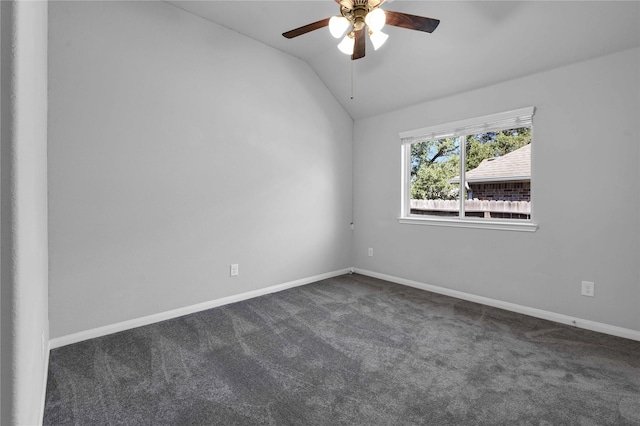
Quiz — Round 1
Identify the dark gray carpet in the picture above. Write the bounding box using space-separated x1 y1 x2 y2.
44 274 640 425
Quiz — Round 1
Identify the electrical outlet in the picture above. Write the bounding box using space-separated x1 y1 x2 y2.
230 264 239 277
581 281 595 297
368 248 373 257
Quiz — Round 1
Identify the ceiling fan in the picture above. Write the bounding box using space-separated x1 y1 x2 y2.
282 0 440 60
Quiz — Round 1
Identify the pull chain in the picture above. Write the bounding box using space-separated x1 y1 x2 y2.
350 59 354 100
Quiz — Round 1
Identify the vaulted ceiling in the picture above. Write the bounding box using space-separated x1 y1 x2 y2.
166 1 640 120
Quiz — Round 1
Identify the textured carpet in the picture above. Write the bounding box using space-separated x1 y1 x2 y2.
44 274 640 425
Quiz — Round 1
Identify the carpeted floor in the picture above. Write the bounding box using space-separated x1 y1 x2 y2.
44 273 640 425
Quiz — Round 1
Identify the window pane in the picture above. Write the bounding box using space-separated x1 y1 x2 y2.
463 127 531 219
409 138 460 217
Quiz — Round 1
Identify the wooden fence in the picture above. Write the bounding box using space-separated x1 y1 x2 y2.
411 199 530 218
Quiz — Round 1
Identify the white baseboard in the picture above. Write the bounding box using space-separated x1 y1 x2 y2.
49 266 640 349
39 338 50 426
355 268 640 342
49 268 351 349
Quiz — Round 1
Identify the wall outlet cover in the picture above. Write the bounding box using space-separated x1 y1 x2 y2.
581 281 595 297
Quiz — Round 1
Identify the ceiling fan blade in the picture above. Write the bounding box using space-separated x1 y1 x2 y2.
282 17 331 39
352 29 365 60
385 10 440 33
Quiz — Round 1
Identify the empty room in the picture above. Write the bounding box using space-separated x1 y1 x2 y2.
1 0 639 424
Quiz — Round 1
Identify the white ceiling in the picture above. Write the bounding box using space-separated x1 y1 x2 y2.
166 1 640 120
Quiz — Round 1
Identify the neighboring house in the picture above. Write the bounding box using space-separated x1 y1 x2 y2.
449 143 531 202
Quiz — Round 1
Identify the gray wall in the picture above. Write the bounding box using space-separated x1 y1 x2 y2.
353 48 640 332
48 1 353 338
1 1 49 424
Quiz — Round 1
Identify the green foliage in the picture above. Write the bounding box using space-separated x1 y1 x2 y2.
465 139 495 171
410 138 460 200
410 139 458 177
494 128 531 155
410 128 531 200
411 155 459 200
465 128 531 170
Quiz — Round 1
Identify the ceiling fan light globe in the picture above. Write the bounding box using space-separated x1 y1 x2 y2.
370 30 388 50
365 8 385 32
329 16 350 38
337 34 355 55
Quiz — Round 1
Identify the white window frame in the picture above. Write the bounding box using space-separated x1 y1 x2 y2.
399 107 538 232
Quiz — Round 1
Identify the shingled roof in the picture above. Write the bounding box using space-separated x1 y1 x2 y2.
450 143 531 184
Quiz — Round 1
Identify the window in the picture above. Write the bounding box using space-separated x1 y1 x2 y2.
399 107 537 232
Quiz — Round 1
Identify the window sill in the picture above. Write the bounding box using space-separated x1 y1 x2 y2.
398 216 538 232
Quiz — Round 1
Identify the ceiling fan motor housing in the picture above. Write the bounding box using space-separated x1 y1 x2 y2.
353 6 367 31
341 0 376 32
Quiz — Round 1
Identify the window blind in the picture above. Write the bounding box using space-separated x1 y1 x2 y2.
399 106 535 145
